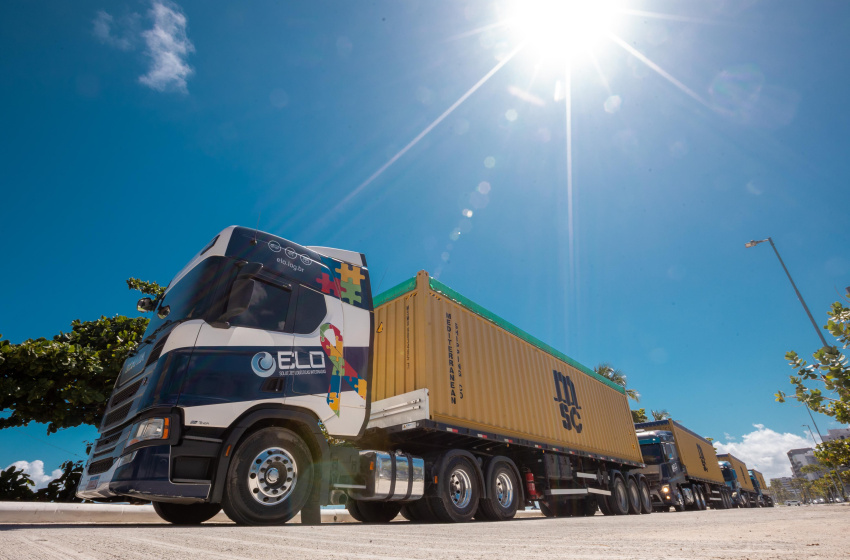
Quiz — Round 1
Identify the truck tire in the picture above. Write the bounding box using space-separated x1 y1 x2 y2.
540 497 568 517
598 491 614 515
404 497 438 522
348 499 402 523
399 503 420 522
221 427 313 526
429 455 480 523
152 501 222 525
673 490 686 512
608 475 630 515
722 491 732 509
476 460 520 521
696 487 706 510
638 479 652 514
626 478 642 515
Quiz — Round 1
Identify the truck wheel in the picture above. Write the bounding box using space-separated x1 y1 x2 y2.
722 491 732 509
696 488 706 510
608 475 630 515
626 478 641 515
408 495 438 522
598 491 614 515
639 479 652 514
348 500 402 523
152 501 222 525
540 497 568 517
429 455 480 522
400 503 420 522
673 490 686 512
222 427 313 526
580 496 598 516
477 461 519 521
346 499 367 522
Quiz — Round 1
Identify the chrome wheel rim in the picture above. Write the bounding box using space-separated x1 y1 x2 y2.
495 472 514 509
248 447 297 506
449 468 473 509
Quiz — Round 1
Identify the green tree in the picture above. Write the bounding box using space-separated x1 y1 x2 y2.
631 408 648 423
0 465 35 501
768 479 792 503
777 297 850 470
33 461 84 503
0 279 163 433
651 409 671 421
594 363 641 402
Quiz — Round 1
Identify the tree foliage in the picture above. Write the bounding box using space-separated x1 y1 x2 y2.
777 298 850 424
631 408 648 423
0 279 163 433
777 297 850 470
594 363 640 402
0 466 35 501
651 409 671 421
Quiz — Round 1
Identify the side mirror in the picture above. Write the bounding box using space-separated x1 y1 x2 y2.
211 262 263 328
137 297 156 313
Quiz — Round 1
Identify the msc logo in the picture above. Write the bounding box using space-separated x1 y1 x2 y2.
552 370 583 433
250 349 327 377
697 444 708 471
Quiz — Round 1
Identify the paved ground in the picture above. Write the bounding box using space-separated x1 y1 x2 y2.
1 505 847 560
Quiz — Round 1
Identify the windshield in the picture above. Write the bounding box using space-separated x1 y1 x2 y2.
639 443 665 465
721 467 736 482
142 256 226 340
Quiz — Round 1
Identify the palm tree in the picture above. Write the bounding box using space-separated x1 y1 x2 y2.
651 409 670 421
594 363 640 402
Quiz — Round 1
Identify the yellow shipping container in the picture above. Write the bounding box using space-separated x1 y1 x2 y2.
636 419 724 485
717 453 755 492
751 469 768 492
371 271 643 466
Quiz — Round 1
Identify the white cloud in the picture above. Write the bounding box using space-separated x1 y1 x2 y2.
713 424 814 481
7 460 62 490
92 10 137 51
139 1 194 93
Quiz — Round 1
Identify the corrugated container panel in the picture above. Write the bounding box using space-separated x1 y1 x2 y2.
372 271 643 465
636 420 725 485
717 453 755 492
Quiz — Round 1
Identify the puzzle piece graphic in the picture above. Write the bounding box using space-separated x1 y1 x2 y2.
315 273 340 297
335 264 364 286
320 322 368 416
340 278 362 305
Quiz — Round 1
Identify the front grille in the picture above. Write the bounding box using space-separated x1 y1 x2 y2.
94 431 122 452
110 379 143 408
88 458 114 475
103 402 132 429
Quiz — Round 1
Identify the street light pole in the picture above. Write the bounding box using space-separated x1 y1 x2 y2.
746 236 826 440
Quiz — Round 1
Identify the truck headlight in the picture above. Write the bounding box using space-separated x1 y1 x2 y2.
661 485 670 494
128 418 170 447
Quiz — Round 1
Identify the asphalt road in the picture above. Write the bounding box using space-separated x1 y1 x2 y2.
1 505 847 560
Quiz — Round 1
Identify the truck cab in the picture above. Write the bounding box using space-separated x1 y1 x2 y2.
749 469 774 507
635 430 693 510
76 226 388 524
719 461 747 507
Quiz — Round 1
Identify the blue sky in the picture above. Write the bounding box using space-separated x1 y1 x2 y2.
1 0 848 483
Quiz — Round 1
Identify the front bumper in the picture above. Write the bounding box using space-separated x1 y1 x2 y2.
76 411 213 504
77 445 210 503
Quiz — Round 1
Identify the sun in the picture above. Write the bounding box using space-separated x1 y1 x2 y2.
504 0 620 61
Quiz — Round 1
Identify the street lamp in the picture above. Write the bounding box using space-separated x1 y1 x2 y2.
746 236 826 440
745 237 829 348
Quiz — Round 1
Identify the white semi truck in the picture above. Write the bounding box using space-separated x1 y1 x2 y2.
76 227 650 525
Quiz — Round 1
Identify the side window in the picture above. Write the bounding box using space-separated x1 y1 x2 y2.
229 280 292 332
293 285 327 334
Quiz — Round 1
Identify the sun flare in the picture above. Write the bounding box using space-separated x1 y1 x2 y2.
506 0 620 60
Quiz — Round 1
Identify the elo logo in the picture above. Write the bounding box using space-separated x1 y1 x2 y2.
251 352 276 377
